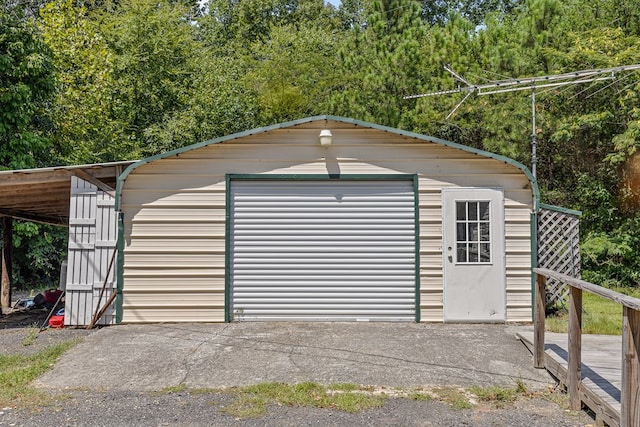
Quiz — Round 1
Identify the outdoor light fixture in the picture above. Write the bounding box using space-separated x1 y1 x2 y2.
319 129 333 146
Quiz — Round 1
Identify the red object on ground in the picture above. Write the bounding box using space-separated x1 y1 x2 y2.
44 289 63 305
49 315 64 328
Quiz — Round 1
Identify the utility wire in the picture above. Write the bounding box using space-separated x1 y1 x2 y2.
613 71 640 97
584 73 633 100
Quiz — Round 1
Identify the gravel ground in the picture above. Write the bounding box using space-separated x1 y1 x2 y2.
0 388 592 427
0 319 595 427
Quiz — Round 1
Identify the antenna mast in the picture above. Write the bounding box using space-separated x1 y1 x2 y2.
405 64 640 178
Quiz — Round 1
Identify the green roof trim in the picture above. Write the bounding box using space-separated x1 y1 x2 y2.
115 115 540 210
539 203 582 217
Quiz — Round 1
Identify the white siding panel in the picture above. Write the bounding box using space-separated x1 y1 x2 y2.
230 180 416 321
128 221 225 237
505 222 531 238
421 292 443 306
121 309 226 323
125 237 222 251
421 305 444 322
507 291 532 305
124 253 225 267
124 292 224 306
122 174 225 192
123 276 224 290
125 190 226 207
505 208 532 222
505 253 531 267
506 238 533 251
506 307 532 322
125 208 225 221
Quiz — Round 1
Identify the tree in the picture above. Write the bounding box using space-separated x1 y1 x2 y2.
196 0 342 128
39 0 116 164
142 53 260 151
243 22 341 124
96 0 198 159
0 2 54 169
331 0 427 128
9 221 67 290
420 0 519 26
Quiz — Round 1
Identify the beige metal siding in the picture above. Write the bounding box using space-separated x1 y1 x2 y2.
121 122 534 323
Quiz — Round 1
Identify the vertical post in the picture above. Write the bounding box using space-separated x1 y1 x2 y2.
531 87 537 179
1 216 13 311
534 272 546 368
622 306 640 427
568 286 582 410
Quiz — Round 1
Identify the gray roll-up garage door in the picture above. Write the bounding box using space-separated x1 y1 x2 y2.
229 179 417 321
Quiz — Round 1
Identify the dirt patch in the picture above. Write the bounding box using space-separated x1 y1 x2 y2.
1 307 52 329
0 308 93 356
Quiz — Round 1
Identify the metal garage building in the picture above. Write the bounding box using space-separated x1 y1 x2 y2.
115 116 539 323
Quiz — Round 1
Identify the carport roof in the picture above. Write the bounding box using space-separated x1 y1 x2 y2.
0 161 136 226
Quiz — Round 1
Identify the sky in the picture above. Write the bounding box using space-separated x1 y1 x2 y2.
326 0 341 6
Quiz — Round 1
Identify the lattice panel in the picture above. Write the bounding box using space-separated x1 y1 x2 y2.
538 207 581 308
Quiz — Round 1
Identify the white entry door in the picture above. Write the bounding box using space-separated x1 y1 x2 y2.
443 188 505 322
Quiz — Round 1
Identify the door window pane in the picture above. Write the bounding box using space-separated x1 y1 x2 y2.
468 202 478 220
469 243 478 262
468 223 478 241
479 202 490 220
480 243 491 262
456 243 467 263
456 223 466 242
455 200 492 264
479 222 490 242
456 202 466 220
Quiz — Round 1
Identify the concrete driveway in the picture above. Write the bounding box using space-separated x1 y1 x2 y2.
36 323 550 392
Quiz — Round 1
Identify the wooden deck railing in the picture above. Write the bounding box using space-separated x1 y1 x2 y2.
534 267 640 427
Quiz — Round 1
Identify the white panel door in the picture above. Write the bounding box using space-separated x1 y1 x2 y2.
443 188 505 322
230 179 416 321
65 176 118 326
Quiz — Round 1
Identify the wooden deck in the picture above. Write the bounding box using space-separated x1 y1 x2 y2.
518 329 621 427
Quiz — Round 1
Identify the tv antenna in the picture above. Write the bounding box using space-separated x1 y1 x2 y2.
404 64 640 178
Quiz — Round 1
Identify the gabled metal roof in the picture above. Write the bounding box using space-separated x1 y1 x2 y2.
117 115 539 209
0 161 136 226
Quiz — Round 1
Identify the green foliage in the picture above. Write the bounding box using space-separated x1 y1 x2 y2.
332 0 427 127
580 219 640 288
96 0 198 159
143 54 259 151
420 0 519 26
39 0 117 163
0 2 54 169
9 221 67 289
244 22 341 124
545 287 640 334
